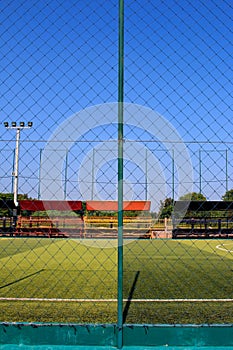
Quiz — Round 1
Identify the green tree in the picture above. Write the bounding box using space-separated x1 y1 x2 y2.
0 193 30 216
177 192 207 218
159 198 174 218
179 192 207 201
0 193 30 201
222 189 233 201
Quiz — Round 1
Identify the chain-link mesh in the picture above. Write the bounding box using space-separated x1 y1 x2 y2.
0 0 232 327
121 0 233 325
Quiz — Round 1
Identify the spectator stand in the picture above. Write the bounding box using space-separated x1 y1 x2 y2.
84 200 151 238
17 200 84 238
172 201 233 238
0 199 17 236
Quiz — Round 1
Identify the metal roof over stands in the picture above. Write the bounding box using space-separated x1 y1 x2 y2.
86 200 151 211
2 199 232 213
19 200 83 211
174 200 233 212
0 199 150 213
19 200 150 212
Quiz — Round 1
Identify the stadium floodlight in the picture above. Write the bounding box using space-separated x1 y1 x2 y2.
4 121 33 207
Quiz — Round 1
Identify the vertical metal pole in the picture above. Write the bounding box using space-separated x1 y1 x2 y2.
38 149 42 199
226 149 228 192
199 149 202 194
91 149 95 200
13 128 20 207
118 0 124 348
11 149 15 193
172 149 175 203
64 149 68 200
145 149 148 200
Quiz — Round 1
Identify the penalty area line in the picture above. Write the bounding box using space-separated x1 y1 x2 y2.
0 298 233 302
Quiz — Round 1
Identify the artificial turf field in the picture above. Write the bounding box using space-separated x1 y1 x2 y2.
0 237 233 324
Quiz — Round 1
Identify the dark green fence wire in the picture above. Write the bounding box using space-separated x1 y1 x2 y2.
0 0 232 336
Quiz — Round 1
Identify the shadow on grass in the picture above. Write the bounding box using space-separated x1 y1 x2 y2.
0 269 45 289
123 270 140 323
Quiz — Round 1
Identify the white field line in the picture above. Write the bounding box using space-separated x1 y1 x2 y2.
216 243 233 253
1 297 233 302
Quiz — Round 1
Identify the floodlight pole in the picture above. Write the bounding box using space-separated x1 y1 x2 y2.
13 127 20 207
4 122 33 207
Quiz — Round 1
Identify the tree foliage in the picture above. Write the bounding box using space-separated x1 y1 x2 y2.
179 192 207 201
222 189 233 201
0 193 30 216
0 193 29 201
159 198 174 218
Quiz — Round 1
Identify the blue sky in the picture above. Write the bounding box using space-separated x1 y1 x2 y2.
0 0 232 203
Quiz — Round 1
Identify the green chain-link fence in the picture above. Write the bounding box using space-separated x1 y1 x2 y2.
0 0 232 334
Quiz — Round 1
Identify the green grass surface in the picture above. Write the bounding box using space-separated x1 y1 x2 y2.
0 237 233 324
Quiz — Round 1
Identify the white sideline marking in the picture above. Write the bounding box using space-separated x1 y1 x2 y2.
216 243 233 253
1 297 233 302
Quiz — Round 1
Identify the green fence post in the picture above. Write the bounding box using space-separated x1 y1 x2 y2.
118 0 124 348
226 149 228 192
64 149 68 200
38 149 42 199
